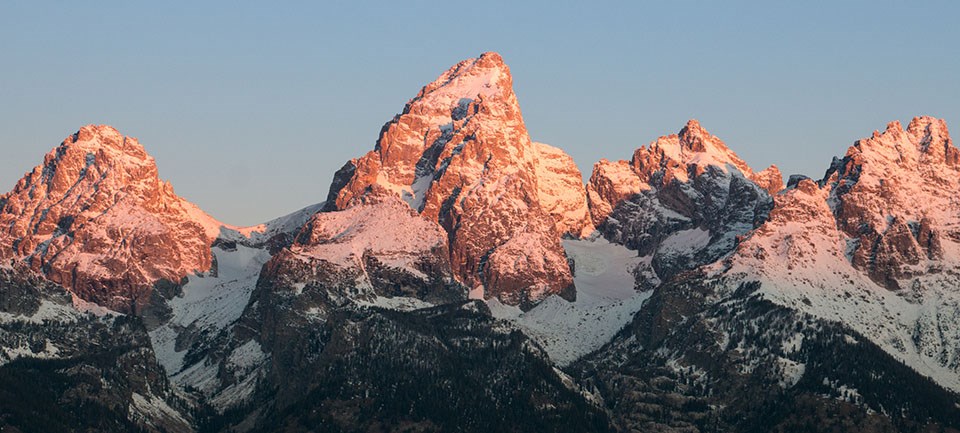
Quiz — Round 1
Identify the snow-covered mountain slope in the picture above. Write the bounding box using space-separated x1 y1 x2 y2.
325 52 590 310
149 242 272 375
0 125 223 313
708 117 960 392
266 196 462 305
170 197 613 430
165 197 465 411
292 198 448 274
579 272 960 432
150 203 324 380
219 202 326 247
586 120 778 289
489 235 652 365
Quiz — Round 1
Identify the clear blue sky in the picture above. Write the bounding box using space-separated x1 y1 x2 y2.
2 1 958 226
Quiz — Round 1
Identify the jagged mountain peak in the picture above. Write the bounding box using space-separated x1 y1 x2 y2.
11 125 166 204
332 52 532 213
751 164 785 194
586 120 777 293
588 120 775 225
711 116 960 393
908 115 950 144
731 117 960 287
677 119 714 151
820 116 960 291
0 125 221 313
851 116 958 169
415 51 512 104
70 124 141 152
631 119 754 182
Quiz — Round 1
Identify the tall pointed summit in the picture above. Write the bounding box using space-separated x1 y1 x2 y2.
325 52 592 309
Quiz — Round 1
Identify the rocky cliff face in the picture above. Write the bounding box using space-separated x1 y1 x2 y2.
711 117 960 393
326 52 590 310
0 265 193 432
0 125 221 313
824 117 959 290
586 120 779 288
574 119 960 433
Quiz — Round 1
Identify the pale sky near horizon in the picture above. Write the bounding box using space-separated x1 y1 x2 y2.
2 1 958 226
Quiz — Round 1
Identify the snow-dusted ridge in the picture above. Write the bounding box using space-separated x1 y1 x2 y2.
707 117 960 392
216 201 326 244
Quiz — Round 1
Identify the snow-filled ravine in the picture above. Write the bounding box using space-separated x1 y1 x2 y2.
149 243 271 375
489 235 652 366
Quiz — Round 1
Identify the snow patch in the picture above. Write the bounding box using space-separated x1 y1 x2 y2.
488 236 651 365
129 392 189 427
0 299 84 325
1 339 62 365
356 296 434 312
778 357 806 388
226 340 266 371
659 228 711 255
150 244 271 375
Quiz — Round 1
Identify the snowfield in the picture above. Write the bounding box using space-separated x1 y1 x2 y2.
489 235 652 365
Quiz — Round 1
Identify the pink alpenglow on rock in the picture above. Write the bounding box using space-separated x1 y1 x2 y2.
825 116 959 290
325 52 591 309
0 125 222 313
585 120 779 289
587 119 782 225
714 117 960 391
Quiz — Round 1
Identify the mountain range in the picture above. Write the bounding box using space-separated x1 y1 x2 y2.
1 52 958 432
